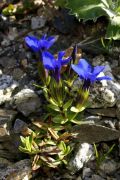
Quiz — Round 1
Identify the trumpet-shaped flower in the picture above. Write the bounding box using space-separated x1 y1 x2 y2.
71 59 112 89
42 51 71 82
25 34 56 52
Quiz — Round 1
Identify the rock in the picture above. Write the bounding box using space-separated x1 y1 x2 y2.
13 119 28 134
0 109 17 140
116 95 120 120
89 61 120 108
13 88 41 116
1 38 10 46
68 143 94 173
82 167 93 179
0 159 32 180
92 55 105 66
31 16 46 30
0 56 17 73
12 68 24 81
7 27 18 41
91 174 105 180
0 157 12 170
0 139 22 160
76 176 82 180
0 73 18 105
99 159 119 175
87 108 117 118
104 119 117 129
72 124 120 143
89 85 117 108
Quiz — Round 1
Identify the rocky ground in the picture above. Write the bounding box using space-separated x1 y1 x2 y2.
0 1 120 180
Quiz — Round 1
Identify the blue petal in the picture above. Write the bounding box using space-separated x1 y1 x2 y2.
38 40 48 49
61 57 71 66
58 51 65 60
42 51 55 70
88 73 97 83
96 76 112 81
93 66 105 76
41 34 47 40
25 36 39 52
71 64 86 79
77 59 92 72
47 36 56 49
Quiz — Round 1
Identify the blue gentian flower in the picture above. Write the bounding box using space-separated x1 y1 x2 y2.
42 51 71 82
71 59 112 89
25 34 56 53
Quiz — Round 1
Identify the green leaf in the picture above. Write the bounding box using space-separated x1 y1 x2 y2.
63 99 73 110
106 15 120 39
94 143 99 159
70 119 82 125
70 106 85 113
26 136 32 152
64 145 71 155
55 0 67 7
19 146 32 154
58 141 66 152
47 104 60 112
20 136 26 144
2 4 15 16
52 115 68 124
56 0 120 40
65 0 106 22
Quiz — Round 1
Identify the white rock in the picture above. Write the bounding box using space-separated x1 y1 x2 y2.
102 88 116 104
68 143 94 173
0 74 18 105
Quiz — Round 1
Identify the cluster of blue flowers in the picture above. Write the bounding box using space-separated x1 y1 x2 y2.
25 34 111 88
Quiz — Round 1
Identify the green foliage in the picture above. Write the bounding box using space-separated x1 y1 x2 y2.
2 0 36 16
94 143 115 169
2 4 15 16
20 47 90 169
55 0 120 40
19 122 72 169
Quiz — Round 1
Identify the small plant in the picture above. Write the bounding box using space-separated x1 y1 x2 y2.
19 34 112 170
55 0 120 40
94 143 115 169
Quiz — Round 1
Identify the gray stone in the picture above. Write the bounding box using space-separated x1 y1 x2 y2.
31 16 46 30
0 159 32 180
0 109 17 140
87 108 117 118
72 124 120 144
89 61 120 108
0 139 22 160
0 157 12 169
68 143 94 173
12 68 25 81
92 55 105 66
13 119 28 134
76 176 82 180
91 174 105 180
99 160 119 175
13 88 41 116
0 56 16 70
82 167 93 179
7 27 18 41
116 96 120 120
89 85 117 108
0 74 18 105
